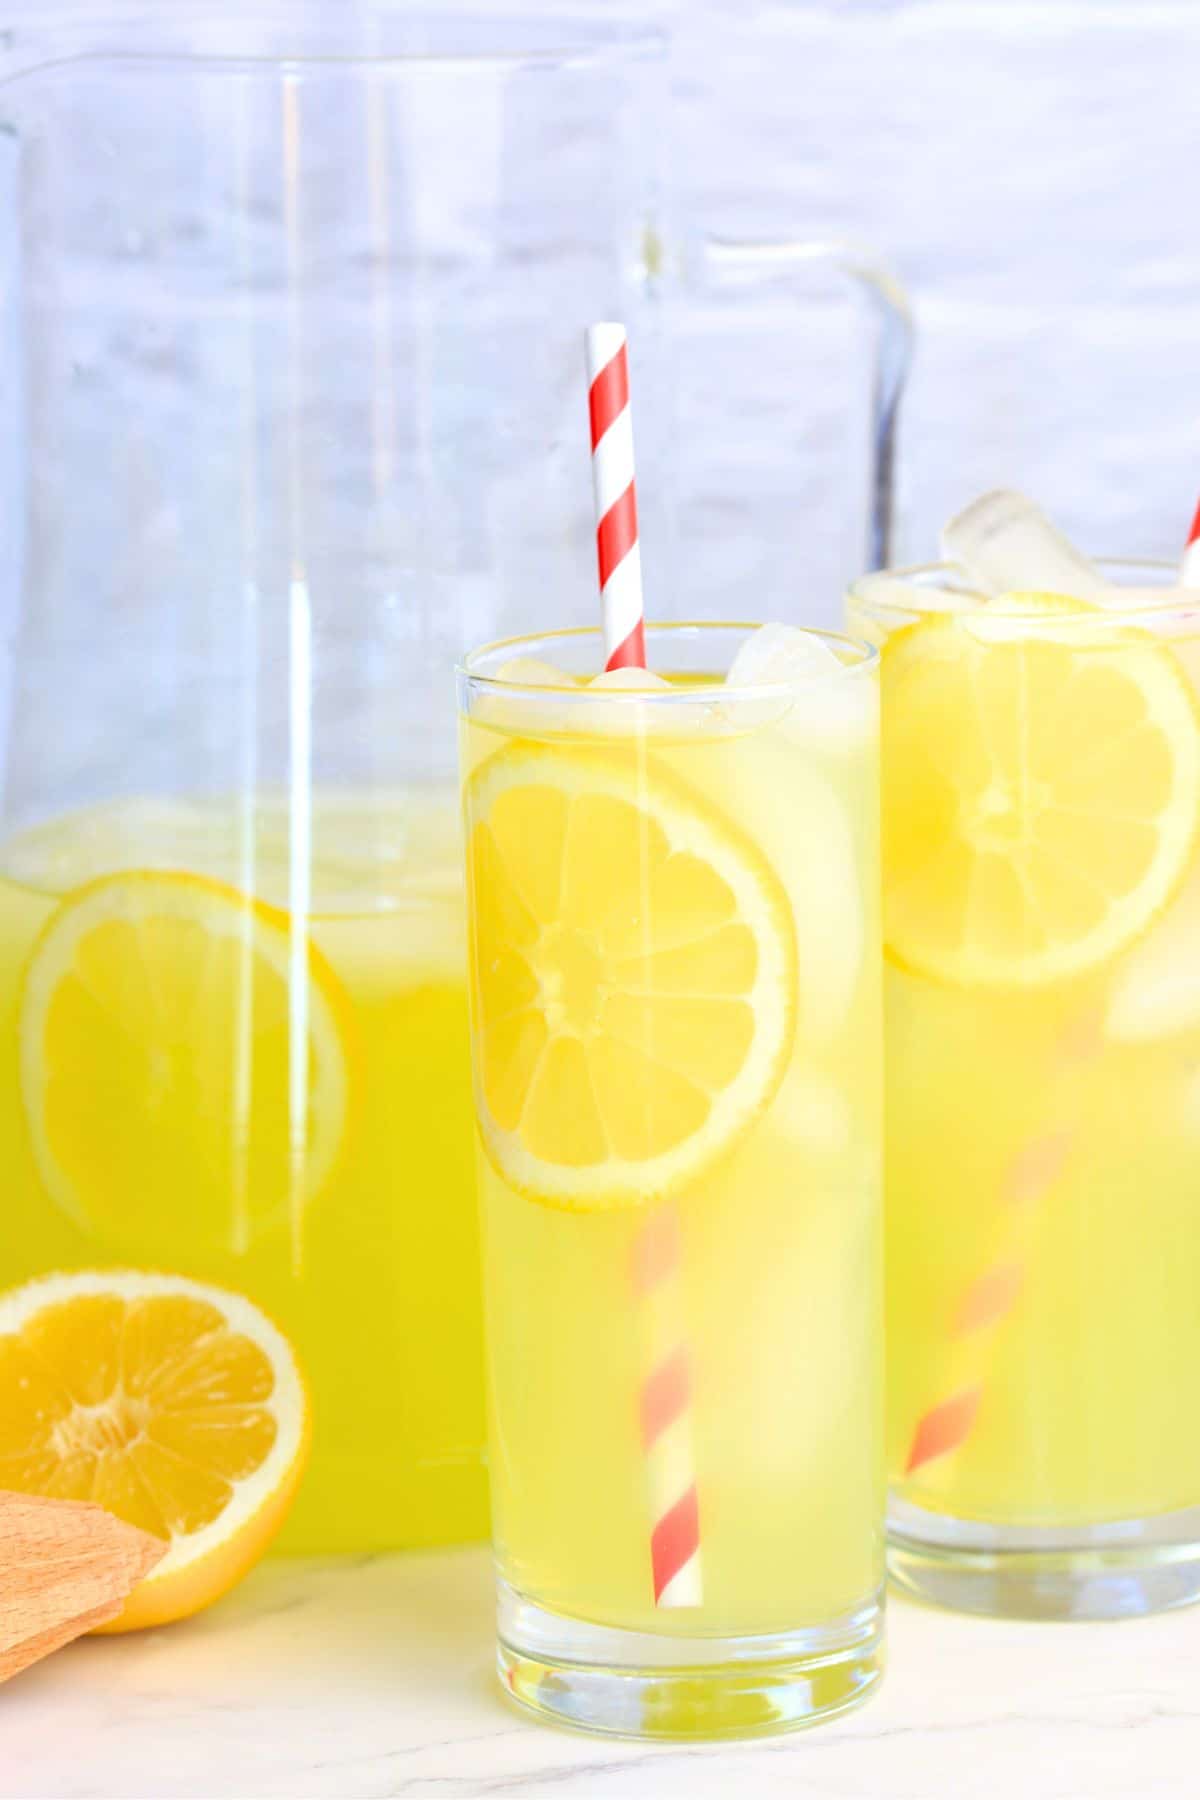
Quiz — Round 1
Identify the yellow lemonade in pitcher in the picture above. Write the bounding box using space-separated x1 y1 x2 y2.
0 789 486 1550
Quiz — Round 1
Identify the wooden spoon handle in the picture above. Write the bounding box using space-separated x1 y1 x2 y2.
0 1490 166 1683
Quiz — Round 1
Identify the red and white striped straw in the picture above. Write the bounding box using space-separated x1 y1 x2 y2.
906 1012 1101 1478
631 1207 703 1607
584 322 701 1607
906 1128 1075 1475
1181 499 1200 586
586 323 646 671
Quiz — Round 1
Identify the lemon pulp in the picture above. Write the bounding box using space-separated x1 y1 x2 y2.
0 1268 308 1629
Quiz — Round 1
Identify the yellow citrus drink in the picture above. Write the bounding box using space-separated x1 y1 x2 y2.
0 788 486 1551
848 565 1200 1616
459 624 883 1738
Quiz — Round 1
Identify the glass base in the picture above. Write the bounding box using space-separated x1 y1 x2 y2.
495 1578 885 1740
888 1494 1200 1620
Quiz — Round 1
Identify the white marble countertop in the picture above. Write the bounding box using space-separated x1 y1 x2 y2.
2 1546 1197 1799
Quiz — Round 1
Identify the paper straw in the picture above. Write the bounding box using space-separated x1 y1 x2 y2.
906 1129 1074 1473
584 323 701 1606
586 323 646 671
906 1013 1102 1477
631 1207 703 1606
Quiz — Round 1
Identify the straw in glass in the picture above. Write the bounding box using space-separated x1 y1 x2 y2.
585 323 702 1605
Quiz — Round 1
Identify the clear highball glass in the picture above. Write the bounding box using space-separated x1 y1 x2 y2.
850 558 1200 1620
458 623 884 1737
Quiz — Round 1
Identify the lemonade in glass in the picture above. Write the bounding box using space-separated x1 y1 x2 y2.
459 622 883 1737
849 544 1200 1617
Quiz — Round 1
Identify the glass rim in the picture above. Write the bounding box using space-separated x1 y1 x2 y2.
457 620 878 706
848 556 1200 631
0 17 666 90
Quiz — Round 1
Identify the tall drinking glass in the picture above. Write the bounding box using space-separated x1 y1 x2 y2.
458 623 883 1737
849 562 1200 1618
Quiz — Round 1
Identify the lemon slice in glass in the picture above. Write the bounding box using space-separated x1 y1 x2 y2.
465 744 797 1209
880 598 1200 986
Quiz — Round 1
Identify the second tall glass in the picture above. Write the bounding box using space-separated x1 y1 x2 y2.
459 623 883 1737
850 562 1200 1619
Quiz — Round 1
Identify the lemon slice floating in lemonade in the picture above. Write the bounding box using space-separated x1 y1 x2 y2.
20 871 353 1255
465 744 797 1209
0 1268 309 1630
880 591 1200 985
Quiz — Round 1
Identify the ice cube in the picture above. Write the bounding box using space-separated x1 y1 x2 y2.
1084 586 1200 634
688 735 866 1045
848 570 983 647
1066 584 1200 624
726 623 843 689
1106 872 1200 1042
586 666 672 691
725 624 875 758
772 1065 853 1156
967 586 1200 649
1179 1066 1200 1139
471 656 581 739
563 664 674 737
958 591 1102 646
852 570 980 615
492 656 579 688
942 489 1109 601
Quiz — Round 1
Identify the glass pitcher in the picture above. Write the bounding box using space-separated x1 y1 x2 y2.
0 12 909 1553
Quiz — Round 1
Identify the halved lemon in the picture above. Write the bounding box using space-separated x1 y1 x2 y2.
465 743 796 1208
880 601 1200 986
0 1268 309 1630
20 872 352 1256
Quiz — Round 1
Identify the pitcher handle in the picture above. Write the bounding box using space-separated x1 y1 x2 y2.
700 236 914 571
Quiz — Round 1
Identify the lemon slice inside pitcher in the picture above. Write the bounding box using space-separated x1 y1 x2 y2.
20 870 353 1255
